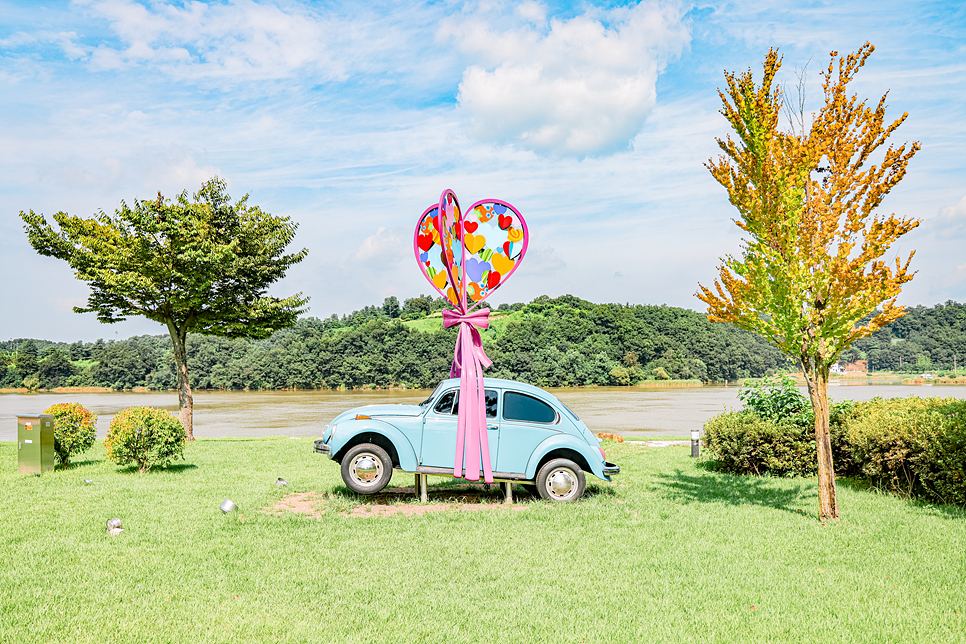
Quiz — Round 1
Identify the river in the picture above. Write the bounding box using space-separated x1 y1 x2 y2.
3 382 965 442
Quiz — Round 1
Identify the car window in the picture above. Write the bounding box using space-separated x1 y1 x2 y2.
420 383 444 408
437 389 498 417
434 390 457 414
560 402 581 423
503 391 557 424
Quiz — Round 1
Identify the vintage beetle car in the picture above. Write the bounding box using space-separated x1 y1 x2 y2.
313 378 620 501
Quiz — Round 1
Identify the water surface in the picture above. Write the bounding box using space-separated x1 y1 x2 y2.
3 382 964 441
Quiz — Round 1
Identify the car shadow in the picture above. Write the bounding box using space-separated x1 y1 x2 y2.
329 479 617 505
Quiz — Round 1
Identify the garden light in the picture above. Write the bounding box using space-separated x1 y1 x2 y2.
220 499 237 513
106 518 123 535
691 429 700 458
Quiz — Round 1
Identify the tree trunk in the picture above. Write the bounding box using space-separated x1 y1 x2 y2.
167 321 194 441
804 361 838 520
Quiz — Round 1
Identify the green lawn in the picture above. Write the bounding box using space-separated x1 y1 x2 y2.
1 438 963 643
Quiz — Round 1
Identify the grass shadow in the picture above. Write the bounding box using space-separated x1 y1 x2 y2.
651 467 814 515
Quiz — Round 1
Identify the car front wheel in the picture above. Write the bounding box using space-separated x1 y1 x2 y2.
341 443 393 495
536 458 586 502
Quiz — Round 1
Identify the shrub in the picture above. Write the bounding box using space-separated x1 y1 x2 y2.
705 393 966 507
43 402 97 466
738 375 809 420
846 397 966 505
105 406 186 474
703 412 816 476
918 402 966 506
704 376 855 477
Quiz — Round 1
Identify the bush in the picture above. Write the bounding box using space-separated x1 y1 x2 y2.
104 406 187 474
738 375 810 420
846 397 966 505
918 404 966 506
704 392 966 507
43 402 97 465
703 412 816 476
704 376 855 477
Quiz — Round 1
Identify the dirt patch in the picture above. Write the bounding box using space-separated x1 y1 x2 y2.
261 492 329 517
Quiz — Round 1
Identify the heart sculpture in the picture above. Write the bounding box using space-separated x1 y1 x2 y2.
412 189 528 482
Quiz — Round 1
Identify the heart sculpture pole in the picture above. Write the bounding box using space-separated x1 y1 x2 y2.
414 189 528 484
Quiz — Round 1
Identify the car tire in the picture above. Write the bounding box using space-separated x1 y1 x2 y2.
536 458 586 502
341 443 393 495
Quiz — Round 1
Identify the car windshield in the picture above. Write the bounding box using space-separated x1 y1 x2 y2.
419 383 444 409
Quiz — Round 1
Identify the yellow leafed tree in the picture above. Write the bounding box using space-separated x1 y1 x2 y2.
697 43 920 521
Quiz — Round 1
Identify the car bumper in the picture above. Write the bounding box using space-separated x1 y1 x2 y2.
603 462 620 477
313 439 331 456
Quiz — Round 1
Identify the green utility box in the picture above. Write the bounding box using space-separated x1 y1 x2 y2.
18 414 55 475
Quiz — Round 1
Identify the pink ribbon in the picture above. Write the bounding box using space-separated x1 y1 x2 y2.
442 307 494 483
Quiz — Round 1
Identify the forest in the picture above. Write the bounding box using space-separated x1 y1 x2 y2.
2 295 964 391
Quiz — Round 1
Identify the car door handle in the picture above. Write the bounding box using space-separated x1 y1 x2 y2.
487 424 498 430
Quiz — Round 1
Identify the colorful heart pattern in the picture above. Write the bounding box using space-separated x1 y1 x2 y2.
414 190 528 308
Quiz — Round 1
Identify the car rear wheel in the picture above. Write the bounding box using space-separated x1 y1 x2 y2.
341 443 392 495
536 458 586 502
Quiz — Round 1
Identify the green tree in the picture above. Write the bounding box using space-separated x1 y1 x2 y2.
697 44 919 520
21 178 308 439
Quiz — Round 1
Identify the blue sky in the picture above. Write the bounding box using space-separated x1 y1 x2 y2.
1 0 964 342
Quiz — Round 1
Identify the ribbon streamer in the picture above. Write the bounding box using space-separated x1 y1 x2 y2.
442 308 494 482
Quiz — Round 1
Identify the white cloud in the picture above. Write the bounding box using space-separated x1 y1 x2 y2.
515 2 546 26
445 1 689 157
920 194 966 240
70 0 345 82
353 226 403 263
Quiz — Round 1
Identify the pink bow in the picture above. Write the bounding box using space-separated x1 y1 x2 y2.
442 307 494 483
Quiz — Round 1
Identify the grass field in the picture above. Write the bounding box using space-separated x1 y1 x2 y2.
1 438 964 643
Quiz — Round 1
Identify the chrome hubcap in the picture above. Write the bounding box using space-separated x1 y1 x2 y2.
351 454 382 486
546 468 576 499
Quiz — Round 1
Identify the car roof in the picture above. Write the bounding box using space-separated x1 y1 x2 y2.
437 377 558 401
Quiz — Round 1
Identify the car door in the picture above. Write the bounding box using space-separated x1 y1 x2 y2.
495 390 560 475
420 388 499 472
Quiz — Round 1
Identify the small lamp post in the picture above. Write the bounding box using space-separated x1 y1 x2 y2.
690 429 700 458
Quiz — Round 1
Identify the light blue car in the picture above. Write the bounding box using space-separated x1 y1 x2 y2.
313 378 620 502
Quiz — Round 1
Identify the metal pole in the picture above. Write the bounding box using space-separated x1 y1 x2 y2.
504 482 513 504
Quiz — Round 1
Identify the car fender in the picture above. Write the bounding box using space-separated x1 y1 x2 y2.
524 434 608 481
330 419 419 471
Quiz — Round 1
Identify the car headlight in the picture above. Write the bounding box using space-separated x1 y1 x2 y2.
330 423 337 442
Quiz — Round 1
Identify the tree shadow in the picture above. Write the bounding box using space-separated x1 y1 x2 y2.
834 476 966 520
113 462 199 475
56 459 101 470
651 468 814 515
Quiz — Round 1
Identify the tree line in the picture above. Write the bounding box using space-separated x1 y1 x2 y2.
2 294 802 391
4 296 963 392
